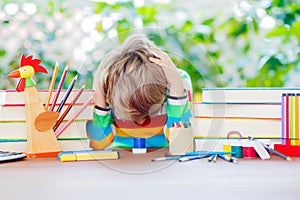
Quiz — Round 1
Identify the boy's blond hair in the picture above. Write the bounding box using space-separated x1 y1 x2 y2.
94 34 168 122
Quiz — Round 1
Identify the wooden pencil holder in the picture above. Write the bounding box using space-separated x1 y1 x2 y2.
169 127 194 155
25 86 61 158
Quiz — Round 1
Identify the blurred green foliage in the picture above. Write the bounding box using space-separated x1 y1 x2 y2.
0 0 300 97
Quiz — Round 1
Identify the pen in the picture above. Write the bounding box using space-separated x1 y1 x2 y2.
218 154 238 164
167 151 236 156
178 155 211 162
248 136 292 161
208 154 218 162
151 156 183 162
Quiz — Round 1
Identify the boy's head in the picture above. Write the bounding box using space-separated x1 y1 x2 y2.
95 34 168 124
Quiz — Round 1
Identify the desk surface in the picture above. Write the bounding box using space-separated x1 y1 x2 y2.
1 148 299 200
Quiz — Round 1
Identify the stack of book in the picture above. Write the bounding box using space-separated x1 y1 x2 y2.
192 87 300 151
0 89 95 152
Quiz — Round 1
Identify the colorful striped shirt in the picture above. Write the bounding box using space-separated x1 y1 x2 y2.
86 70 193 149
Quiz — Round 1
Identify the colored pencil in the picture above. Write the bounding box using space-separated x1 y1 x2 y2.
45 61 59 111
281 94 286 145
290 94 296 145
295 94 299 145
264 144 292 161
50 65 69 111
286 94 290 145
55 96 93 137
248 136 292 161
53 84 85 132
56 74 78 112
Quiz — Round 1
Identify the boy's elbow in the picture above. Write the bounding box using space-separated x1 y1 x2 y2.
88 133 114 150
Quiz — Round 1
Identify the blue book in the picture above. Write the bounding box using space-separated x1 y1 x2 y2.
201 87 300 104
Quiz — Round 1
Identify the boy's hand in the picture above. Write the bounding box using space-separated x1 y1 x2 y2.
149 48 185 97
94 88 107 108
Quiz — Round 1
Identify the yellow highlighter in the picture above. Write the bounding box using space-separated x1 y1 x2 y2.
58 150 119 162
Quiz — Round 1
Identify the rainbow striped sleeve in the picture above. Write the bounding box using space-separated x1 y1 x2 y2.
165 92 193 140
86 105 114 149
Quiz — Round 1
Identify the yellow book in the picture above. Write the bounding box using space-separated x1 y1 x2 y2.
58 150 119 162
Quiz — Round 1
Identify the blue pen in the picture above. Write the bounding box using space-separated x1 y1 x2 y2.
178 154 211 162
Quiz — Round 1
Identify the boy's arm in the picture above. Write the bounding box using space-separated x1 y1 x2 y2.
149 48 185 97
86 105 114 150
86 80 114 149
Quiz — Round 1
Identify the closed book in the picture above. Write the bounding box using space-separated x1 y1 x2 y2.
0 104 93 122
202 87 300 104
190 117 281 139
194 138 281 152
0 89 94 106
0 139 91 152
0 121 88 139
193 103 281 119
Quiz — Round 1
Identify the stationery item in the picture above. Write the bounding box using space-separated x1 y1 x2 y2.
194 103 282 119
264 145 292 161
50 65 68 111
178 154 210 162
248 137 270 160
208 154 218 162
52 85 85 131
7 54 62 157
58 149 119 162
249 136 291 161
227 131 243 158
132 138 146 154
274 144 300 157
0 89 95 106
45 61 59 111
190 117 281 139
169 123 194 155
218 154 238 164
151 156 184 162
34 111 60 131
296 94 300 145
242 140 257 159
281 93 286 144
223 140 232 156
290 94 296 145
0 151 27 163
55 96 93 137
230 140 243 158
56 74 78 112
168 151 236 156
285 93 290 145
201 87 300 104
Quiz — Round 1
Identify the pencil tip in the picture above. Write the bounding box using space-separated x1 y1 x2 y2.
286 157 292 161
55 61 59 67
81 84 86 89
65 65 69 70
74 74 78 79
